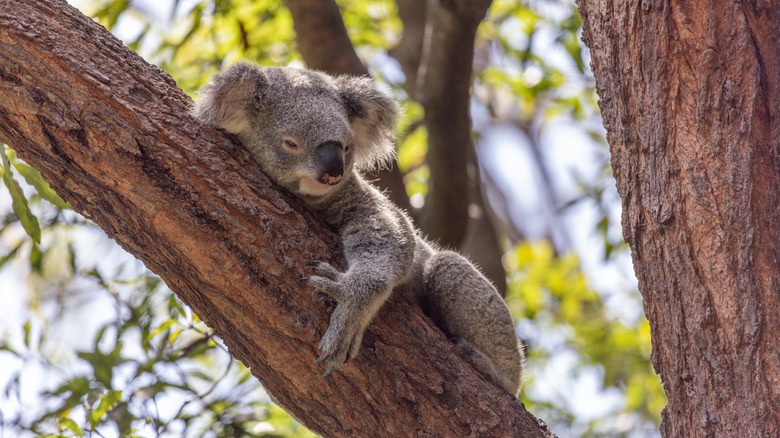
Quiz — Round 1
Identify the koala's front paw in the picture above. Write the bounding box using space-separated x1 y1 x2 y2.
307 263 365 376
316 306 364 377
307 262 347 301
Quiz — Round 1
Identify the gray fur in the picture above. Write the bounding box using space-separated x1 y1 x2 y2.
192 62 524 396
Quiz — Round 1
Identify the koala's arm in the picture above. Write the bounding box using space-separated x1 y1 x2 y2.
307 193 415 375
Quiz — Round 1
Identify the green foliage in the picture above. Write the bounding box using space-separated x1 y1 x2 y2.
83 0 299 94
397 126 429 199
507 242 665 435
476 0 595 123
8 153 70 210
0 240 313 436
1 146 41 244
337 0 400 50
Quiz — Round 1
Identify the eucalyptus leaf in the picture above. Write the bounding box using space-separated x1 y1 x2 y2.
58 417 83 437
12 160 70 209
1 146 41 243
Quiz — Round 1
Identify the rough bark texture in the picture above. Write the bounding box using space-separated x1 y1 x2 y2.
0 1 553 436
579 1 780 436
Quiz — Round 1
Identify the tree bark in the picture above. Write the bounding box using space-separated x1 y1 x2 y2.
389 0 427 99
418 0 493 248
0 1 552 436
579 1 780 436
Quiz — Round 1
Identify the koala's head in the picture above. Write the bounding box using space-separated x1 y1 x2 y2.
192 62 398 199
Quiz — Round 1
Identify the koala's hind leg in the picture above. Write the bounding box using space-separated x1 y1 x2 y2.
421 251 524 396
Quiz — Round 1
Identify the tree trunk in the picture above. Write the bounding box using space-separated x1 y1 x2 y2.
418 0 492 248
579 1 780 436
0 1 552 436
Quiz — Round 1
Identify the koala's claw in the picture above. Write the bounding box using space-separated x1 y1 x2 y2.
316 339 349 370
315 351 343 377
315 353 340 378
307 276 343 300
312 262 342 280
316 316 365 377
322 362 339 378
307 263 347 301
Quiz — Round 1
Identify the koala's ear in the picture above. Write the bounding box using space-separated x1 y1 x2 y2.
336 76 399 170
191 62 265 137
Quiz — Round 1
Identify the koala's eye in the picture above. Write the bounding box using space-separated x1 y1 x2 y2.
282 139 300 151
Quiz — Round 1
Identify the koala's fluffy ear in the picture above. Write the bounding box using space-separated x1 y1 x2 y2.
336 76 399 171
191 62 264 136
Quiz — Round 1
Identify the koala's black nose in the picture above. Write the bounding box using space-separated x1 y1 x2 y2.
316 141 344 185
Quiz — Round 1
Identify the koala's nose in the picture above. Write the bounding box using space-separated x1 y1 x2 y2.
316 141 344 185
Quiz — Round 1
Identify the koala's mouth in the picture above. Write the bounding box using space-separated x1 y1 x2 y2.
319 172 343 186
298 177 339 197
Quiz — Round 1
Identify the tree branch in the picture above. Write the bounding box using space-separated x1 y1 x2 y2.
418 0 493 248
389 0 427 98
462 185 508 295
285 0 366 77
0 1 551 436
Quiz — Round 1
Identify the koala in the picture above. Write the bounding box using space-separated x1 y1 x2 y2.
192 62 524 396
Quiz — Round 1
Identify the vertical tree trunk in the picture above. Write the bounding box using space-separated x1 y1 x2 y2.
579 1 780 436
0 1 552 436
418 0 492 248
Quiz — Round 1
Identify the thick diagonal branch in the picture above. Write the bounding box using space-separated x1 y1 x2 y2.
0 1 550 436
